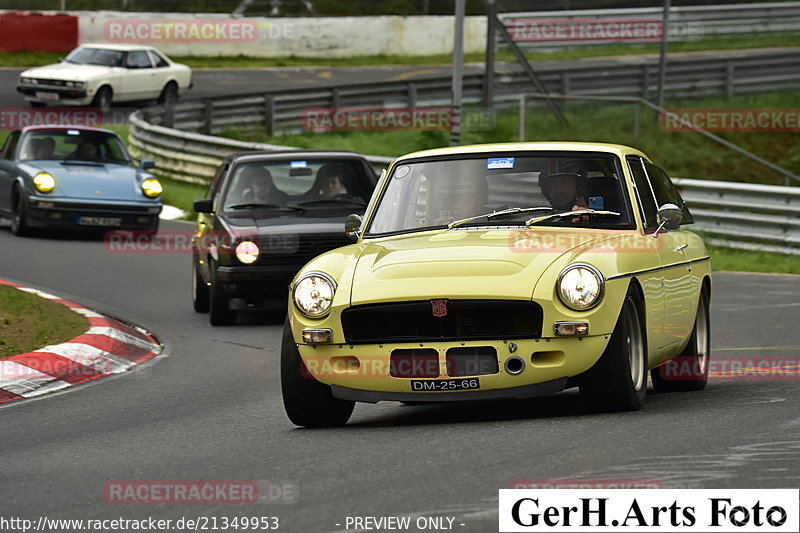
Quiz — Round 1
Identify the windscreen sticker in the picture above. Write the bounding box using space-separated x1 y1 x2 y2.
487 157 514 170
395 165 411 179
290 161 307 168
67 129 81 135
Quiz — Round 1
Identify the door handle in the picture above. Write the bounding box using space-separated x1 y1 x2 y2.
674 244 688 252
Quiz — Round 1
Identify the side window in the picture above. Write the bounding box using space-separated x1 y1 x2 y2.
126 51 152 69
626 156 658 229
209 163 229 198
148 51 169 68
1 132 21 160
643 161 694 225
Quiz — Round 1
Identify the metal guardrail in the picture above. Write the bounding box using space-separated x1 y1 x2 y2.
674 178 800 254
133 48 800 140
499 2 800 45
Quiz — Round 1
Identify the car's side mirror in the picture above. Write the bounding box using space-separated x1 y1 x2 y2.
194 198 214 214
345 213 363 242
653 203 682 236
141 159 156 170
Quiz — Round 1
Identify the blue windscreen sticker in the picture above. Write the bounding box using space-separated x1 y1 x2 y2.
487 157 514 170
588 196 604 210
290 161 307 168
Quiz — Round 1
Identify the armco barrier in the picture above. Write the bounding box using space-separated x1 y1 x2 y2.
0 12 78 52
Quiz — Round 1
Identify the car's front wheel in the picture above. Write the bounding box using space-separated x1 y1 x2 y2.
579 285 647 412
11 192 32 237
651 288 710 392
92 86 112 112
208 268 236 325
192 260 210 313
281 320 354 427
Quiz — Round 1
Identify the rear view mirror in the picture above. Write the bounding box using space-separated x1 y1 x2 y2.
290 167 313 177
194 198 213 214
345 213 363 241
140 159 156 170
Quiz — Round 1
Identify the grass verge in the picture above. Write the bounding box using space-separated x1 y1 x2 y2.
707 245 800 275
0 285 89 358
1 35 797 68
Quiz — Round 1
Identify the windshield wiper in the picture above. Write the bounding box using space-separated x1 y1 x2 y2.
448 206 553 229
525 209 621 227
297 198 366 207
226 203 304 212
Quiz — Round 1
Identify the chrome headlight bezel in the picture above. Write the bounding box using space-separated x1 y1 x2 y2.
234 240 260 265
557 263 605 311
292 272 337 319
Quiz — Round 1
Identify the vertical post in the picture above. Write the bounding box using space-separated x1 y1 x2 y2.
633 102 641 140
725 61 735 99
519 95 526 142
450 0 466 146
407 82 418 108
657 0 671 109
264 95 275 136
202 100 213 134
482 0 496 110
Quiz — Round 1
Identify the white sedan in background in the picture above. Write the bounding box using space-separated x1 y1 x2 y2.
17 44 192 110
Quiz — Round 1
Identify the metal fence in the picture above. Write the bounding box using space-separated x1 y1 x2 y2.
499 2 800 46
133 47 800 139
674 178 800 254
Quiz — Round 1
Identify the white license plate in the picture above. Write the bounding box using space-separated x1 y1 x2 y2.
78 217 122 227
35 91 59 101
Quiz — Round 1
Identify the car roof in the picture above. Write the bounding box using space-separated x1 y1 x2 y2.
79 43 161 52
395 142 649 161
225 150 371 163
16 125 118 135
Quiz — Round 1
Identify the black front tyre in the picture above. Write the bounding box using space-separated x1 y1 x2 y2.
11 193 32 237
208 269 236 325
92 86 112 112
651 288 710 392
192 260 210 313
281 321 354 427
579 286 647 412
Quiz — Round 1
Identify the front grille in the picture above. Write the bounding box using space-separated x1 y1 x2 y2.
446 347 499 377
342 300 542 343
258 233 350 265
389 349 439 378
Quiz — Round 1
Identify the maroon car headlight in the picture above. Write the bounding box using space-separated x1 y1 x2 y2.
293 272 337 318
557 263 604 311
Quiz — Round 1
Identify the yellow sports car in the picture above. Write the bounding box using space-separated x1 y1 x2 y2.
281 142 711 427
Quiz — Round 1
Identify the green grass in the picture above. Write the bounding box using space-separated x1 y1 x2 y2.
1 34 796 68
707 244 800 275
218 89 800 186
159 176 207 217
0 285 89 358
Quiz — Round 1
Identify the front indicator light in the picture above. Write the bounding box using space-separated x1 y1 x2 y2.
235 240 260 264
141 178 163 198
33 172 56 193
557 263 604 311
302 329 333 343
554 322 589 336
293 272 337 318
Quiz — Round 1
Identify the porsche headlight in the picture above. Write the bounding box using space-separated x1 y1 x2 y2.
235 240 260 265
33 172 56 193
293 272 337 318
557 263 604 311
141 178 162 198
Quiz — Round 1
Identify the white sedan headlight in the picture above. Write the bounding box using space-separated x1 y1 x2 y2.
293 272 337 318
557 263 604 311
235 240 260 264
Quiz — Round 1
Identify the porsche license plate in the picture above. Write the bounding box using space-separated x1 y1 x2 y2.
35 91 59 100
410 378 480 392
78 217 122 227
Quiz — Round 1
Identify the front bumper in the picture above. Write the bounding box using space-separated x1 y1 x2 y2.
18 85 92 106
296 335 610 401
214 264 301 310
26 196 161 230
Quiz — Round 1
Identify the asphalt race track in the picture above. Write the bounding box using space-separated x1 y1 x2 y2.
1 218 798 532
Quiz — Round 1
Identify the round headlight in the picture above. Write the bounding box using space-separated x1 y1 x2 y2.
293 272 337 318
557 263 604 311
33 172 56 193
235 240 260 265
141 178 162 198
